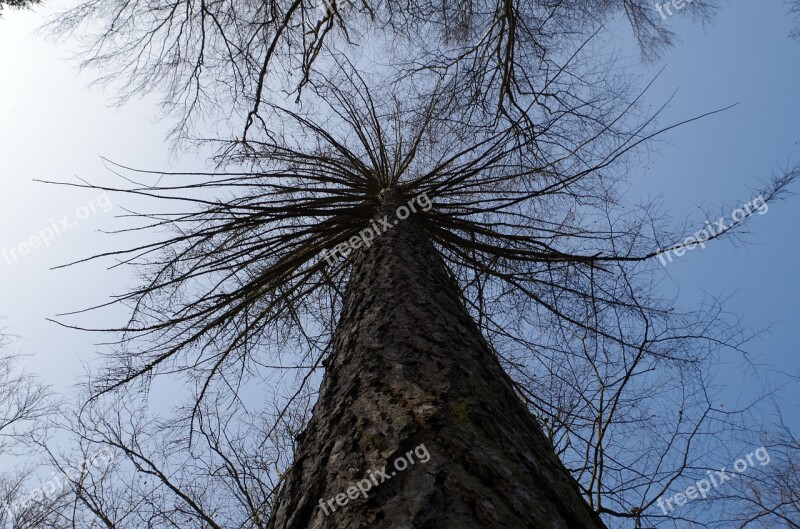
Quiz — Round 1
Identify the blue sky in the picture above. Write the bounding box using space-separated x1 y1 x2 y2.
613 1 800 419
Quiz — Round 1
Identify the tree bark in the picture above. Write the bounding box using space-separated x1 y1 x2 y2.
267 191 607 529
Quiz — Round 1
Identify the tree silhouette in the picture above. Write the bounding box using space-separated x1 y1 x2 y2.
0 332 59 529
48 0 718 142
40 1 800 528
0 0 40 13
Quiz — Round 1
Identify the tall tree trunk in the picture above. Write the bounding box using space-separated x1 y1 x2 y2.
267 191 607 529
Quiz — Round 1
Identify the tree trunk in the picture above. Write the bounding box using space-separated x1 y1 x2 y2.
267 191 607 529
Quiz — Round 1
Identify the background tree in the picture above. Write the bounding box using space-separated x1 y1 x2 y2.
0 331 61 529
711 405 800 529
47 0 720 143
0 0 40 13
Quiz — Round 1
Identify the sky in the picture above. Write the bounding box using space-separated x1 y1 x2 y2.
0 0 798 430
617 2 800 418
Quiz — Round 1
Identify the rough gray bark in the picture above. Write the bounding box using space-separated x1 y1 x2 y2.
267 191 607 529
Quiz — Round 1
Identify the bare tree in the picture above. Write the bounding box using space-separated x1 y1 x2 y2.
0 332 62 529
46 0 722 143
36 0 800 528
38 58 796 529
709 404 800 529
0 0 40 13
